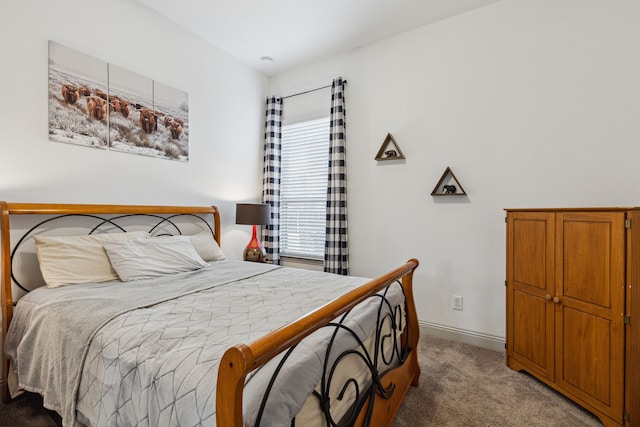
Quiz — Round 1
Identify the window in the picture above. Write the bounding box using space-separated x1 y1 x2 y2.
279 117 330 259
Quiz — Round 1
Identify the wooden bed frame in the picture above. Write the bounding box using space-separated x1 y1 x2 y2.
1 202 420 427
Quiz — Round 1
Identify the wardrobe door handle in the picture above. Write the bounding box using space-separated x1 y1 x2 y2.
553 296 561 304
544 294 552 301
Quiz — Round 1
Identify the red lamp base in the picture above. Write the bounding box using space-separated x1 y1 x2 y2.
243 224 266 263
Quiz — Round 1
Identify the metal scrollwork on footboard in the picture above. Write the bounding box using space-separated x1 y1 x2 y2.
255 281 411 427
216 258 420 427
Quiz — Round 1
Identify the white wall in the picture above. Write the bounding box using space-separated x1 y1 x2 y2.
270 0 640 342
0 0 268 259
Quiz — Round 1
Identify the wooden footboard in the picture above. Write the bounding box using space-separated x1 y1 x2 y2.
216 259 420 426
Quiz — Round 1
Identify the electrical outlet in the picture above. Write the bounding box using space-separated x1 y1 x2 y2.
452 295 463 311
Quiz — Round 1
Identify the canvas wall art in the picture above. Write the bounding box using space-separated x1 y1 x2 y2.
48 42 109 149
48 41 189 161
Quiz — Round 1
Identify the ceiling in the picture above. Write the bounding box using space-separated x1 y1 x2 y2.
137 0 500 76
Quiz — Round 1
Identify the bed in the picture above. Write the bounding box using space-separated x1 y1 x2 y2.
0 202 420 426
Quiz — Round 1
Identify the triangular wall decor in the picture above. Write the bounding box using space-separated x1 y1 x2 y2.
375 133 405 161
431 167 467 196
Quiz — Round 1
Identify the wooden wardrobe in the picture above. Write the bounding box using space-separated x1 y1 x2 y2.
505 208 639 427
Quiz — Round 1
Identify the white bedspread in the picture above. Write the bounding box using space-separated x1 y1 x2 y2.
5 260 404 427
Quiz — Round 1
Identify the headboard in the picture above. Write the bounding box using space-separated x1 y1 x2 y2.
0 202 220 393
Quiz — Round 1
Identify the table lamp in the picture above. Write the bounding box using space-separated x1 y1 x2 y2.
236 203 271 262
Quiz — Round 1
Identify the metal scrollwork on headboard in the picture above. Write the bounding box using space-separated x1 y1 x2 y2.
9 212 215 297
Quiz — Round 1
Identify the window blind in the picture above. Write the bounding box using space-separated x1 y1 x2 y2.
280 117 330 259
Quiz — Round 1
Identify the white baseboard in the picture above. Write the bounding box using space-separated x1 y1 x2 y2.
419 321 506 352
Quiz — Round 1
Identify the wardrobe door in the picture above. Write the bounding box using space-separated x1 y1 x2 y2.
555 212 625 424
506 211 555 381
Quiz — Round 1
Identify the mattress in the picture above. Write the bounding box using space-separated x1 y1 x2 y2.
5 260 405 427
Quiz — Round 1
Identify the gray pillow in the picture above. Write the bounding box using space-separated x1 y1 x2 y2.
103 236 207 281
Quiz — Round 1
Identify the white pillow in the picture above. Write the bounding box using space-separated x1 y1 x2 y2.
33 231 149 288
103 236 207 281
188 230 226 261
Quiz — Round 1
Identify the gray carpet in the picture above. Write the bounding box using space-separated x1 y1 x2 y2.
0 335 603 426
392 335 603 426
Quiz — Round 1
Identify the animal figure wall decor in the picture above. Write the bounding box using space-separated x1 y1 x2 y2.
375 133 406 161
442 185 457 194
430 166 467 196
48 41 190 161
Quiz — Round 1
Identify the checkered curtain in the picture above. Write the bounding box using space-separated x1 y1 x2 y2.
324 77 348 275
262 96 283 265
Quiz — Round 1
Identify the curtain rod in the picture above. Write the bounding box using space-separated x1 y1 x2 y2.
281 80 347 100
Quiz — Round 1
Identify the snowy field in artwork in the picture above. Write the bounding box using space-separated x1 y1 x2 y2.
49 67 189 162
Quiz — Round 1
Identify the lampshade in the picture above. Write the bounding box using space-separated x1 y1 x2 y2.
236 203 271 226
